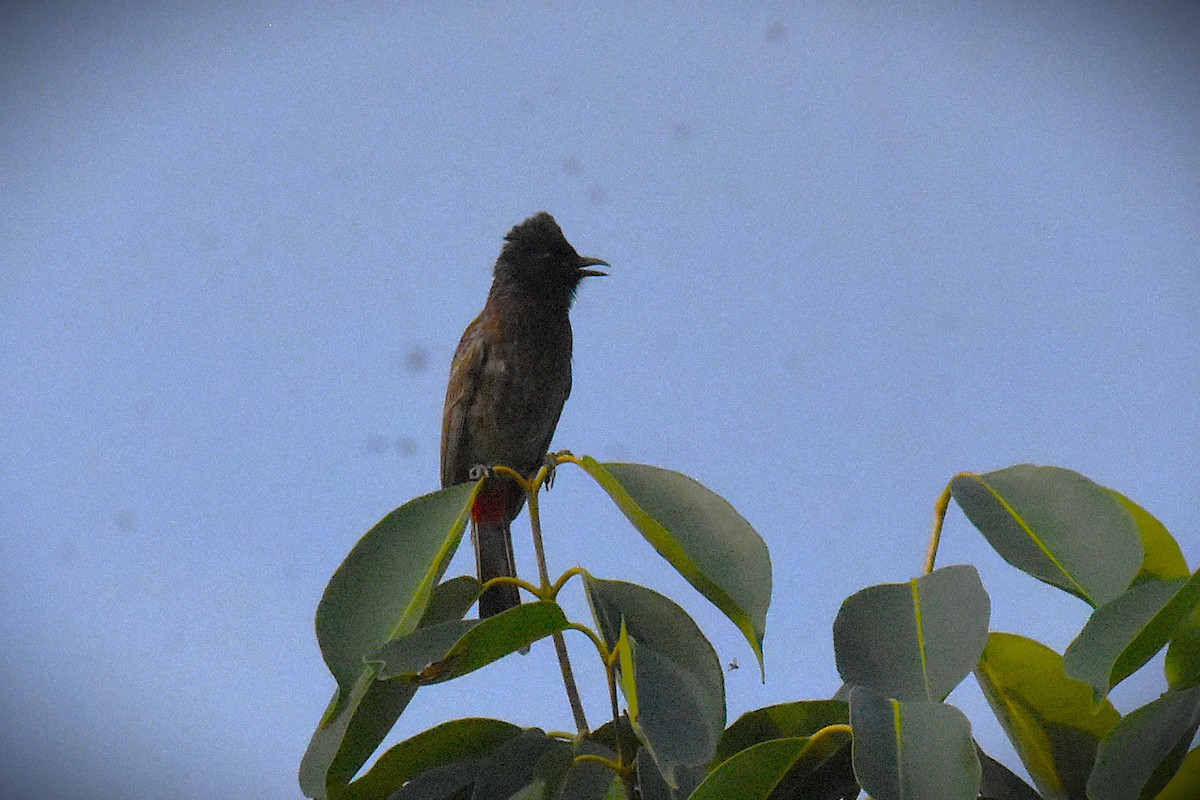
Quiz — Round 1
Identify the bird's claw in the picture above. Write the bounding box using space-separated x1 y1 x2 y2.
542 453 562 490
468 464 492 481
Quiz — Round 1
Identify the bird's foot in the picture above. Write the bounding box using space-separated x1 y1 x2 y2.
468 464 492 481
542 450 572 490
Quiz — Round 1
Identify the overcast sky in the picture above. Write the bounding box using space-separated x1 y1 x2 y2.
3 3 1198 798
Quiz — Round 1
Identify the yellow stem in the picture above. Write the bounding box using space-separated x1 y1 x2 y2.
526 472 588 733
923 478 959 574
567 621 611 664
490 464 529 489
551 566 589 598
573 753 623 771
812 723 854 741
480 575 541 598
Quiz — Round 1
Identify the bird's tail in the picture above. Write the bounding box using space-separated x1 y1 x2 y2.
472 518 521 618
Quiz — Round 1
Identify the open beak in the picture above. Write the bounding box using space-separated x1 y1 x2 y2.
576 255 609 278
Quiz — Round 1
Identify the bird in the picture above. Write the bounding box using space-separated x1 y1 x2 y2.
440 212 607 618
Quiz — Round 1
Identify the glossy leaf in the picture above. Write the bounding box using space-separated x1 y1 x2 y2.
976 743 1042 800
388 762 477 800
693 739 807 799
1087 685 1200 800
633 750 705 800
1064 572 1200 700
849 686 981 800
576 458 771 674
1153 746 1200 800
299 577 479 799
1109 490 1190 583
370 619 477 678
833 564 990 702
339 717 521 800
300 670 382 800
556 739 622 800
716 700 848 762
975 632 1119 799
636 747 671 800
690 727 853 800
584 577 725 787
1166 601 1200 691
587 715 640 768
316 482 479 714
951 465 1141 606
377 601 569 683
463 728 566 800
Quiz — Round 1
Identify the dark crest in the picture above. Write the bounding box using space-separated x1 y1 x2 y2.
499 212 577 269
494 212 607 299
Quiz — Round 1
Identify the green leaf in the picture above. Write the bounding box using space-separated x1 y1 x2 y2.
1064 572 1200 700
705 705 859 796
848 687 981 800
950 465 1141 606
471 729 567 800
636 747 671 800
693 739 809 799
974 632 1120 800
1109 491 1190 583
388 762 476 799
419 575 484 625
713 703 858 800
587 714 640 768
300 670 382 800
339 717 521 800
377 601 569 683
1153 746 1200 800
716 700 848 763
976 742 1043 800
576 458 771 675
299 577 479 799
833 564 990 702
1087 685 1200 800
555 739 622 800
370 619 478 677
689 727 854 800
584 577 725 787
1166 601 1200 691
316 482 479 715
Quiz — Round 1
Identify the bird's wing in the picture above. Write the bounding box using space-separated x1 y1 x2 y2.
440 314 487 489
529 367 571 471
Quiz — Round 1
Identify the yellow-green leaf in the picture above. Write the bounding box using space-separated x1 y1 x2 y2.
1109 490 1190 583
1064 572 1200 700
316 482 479 715
576 458 771 675
951 465 1141 607
975 632 1119 799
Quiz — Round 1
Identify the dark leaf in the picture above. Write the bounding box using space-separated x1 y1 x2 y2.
585 577 725 787
1087 685 1200 800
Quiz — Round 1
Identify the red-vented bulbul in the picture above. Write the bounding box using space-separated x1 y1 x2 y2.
440 212 607 618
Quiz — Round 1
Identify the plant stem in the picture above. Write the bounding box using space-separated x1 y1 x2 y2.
923 479 957 574
526 478 589 733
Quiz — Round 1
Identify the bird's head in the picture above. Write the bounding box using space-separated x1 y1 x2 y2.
495 212 607 303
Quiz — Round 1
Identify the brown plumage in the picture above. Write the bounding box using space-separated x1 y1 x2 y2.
440 212 607 618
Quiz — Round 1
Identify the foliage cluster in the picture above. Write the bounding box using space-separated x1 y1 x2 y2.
300 458 1200 799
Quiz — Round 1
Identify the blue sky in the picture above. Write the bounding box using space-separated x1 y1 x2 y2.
2 3 1198 798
